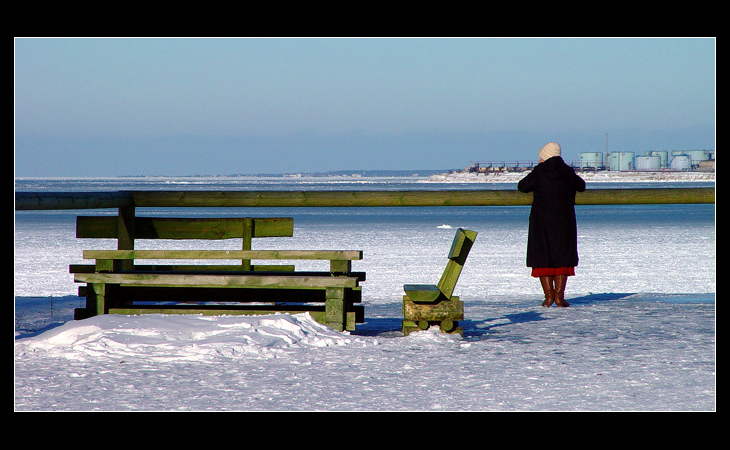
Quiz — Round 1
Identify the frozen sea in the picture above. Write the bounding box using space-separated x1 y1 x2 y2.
14 176 715 411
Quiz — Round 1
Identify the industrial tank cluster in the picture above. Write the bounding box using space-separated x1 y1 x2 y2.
578 150 715 171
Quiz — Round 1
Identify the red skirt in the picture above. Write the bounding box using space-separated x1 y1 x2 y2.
531 267 575 278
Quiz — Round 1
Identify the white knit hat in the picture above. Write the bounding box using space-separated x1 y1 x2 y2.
538 142 561 161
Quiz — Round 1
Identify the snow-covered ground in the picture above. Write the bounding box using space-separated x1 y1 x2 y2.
15 188 715 411
13 296 715 411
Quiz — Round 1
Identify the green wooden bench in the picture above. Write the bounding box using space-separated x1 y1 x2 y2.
70 209 365 331
402 228 477 336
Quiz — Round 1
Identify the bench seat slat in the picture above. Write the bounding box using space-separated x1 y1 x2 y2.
403 284 442 303
83 249 363 261
126 270 367 281
75 272 359 289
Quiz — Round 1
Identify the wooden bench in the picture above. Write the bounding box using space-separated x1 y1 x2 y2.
70 210 365 331
402 228 477 336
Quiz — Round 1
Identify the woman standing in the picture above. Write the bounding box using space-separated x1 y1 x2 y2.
518 142 586 307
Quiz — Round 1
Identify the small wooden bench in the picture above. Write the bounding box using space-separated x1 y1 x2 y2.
402 228 477 336
70 210 365 331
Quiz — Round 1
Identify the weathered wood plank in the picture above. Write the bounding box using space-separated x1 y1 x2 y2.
82 249 363 261
325 287 347 331
71 264 298 273
576 187 715 205
447 230 468 259
77 217 293 239
241 217 253 270
116 206 135 271
128 188 715 208
437 229 477 298
91 285 362 303
74 272 359 289
89 283 107 316
16 188 715 211
108 307 319 316
127 189 525 207
403 297 464 321
15 191 134 210
403 284 442 303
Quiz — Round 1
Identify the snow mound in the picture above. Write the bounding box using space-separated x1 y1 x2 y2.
14 313 371 363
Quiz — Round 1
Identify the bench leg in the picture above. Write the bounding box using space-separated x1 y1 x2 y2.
91 283 109 316
325 287 346 332
75 283 108 319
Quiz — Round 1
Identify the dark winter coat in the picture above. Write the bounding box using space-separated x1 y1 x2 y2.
517 156 586 268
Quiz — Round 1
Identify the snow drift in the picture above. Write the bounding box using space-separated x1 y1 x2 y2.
15 313 367 363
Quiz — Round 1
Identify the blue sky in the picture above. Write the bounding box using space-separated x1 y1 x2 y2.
14 37 715 176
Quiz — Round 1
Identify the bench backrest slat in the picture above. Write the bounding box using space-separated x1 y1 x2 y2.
437 228 477 298
77 217 293 240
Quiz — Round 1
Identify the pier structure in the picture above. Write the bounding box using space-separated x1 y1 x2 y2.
16 188 715 211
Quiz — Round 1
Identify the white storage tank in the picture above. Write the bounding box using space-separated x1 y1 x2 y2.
649 151 669 168
686 150 711 165
608 152 634 171
579 152 603 169
636 155 662 171
670 155 692 170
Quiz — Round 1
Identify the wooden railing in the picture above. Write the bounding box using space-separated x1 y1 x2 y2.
15 187 715 210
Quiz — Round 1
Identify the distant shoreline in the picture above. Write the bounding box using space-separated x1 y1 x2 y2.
426 170 715 183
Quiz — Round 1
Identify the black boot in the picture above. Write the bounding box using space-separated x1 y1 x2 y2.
539 276 555 307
